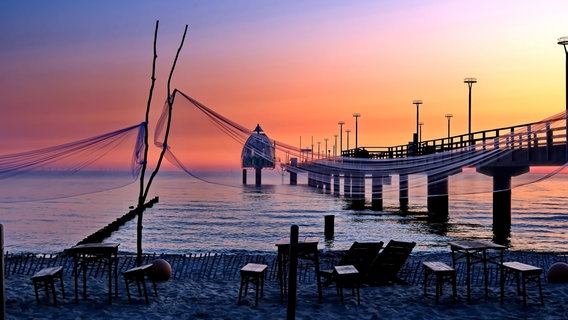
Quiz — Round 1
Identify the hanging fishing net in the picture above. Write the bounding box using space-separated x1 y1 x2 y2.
155 89 568 207
0 123 145 202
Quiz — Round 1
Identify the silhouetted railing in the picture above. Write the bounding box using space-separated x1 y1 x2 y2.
341 118 567 159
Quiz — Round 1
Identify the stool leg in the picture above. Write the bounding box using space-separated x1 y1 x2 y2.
59 274 65 300
50 279 57 306
423 269 428 297
537 276 544 305
33 281 40 305
238 276 245 304
124 278 132 304
255 277 259 306
452 273 457 302
522 274 527 307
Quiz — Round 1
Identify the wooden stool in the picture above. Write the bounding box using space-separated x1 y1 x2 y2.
122 264 157 304
31 266 65 306
238 263 267 306
423 261 457 303
334 265 361 305
501 261 544 306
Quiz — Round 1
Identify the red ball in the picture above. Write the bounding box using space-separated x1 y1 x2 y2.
547 262 568 283
149 259 172 282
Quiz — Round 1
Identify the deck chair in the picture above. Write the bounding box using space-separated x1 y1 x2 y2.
364 240 416 285
319 241 384 287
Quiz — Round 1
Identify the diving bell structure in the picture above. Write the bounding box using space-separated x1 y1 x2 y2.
241 124 275 186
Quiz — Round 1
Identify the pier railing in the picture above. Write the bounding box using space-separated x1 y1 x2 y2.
341 118 567 159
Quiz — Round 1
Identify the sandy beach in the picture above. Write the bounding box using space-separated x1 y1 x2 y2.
4 250 568 319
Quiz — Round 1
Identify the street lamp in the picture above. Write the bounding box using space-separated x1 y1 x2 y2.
464 77 477 142
346 129 351 151
317 141 321 159
338 121 345 156
324 138 329 159
333 134 338 157
412 100 423 137
445 114 453 138
353 113 361 149
558 36 568 160
418 122 424 143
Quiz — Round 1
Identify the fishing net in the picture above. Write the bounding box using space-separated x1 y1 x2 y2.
0 123 145 202
156 89 568 205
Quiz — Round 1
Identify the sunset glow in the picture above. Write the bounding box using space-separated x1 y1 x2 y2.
2 1 568 170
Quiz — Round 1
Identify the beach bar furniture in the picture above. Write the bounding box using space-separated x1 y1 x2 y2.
123 264 158 304
500 261 544 306
334 265 361 305
449 240 506 304
365 240 416 285
65 242 119 304
276 237 322 303
238 263 268 306
31 266 65 306
423 261 456 303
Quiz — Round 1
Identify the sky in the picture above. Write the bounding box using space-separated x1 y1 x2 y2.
1 0 568 170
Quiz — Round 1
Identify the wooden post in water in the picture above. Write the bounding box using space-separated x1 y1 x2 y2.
1 224 5 320
324 215 334 240
287 225 299 320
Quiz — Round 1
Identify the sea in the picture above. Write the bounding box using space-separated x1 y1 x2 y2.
1 170 568 255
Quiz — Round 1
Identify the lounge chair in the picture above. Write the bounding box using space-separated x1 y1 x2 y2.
319 241 384 287
364 240 416 285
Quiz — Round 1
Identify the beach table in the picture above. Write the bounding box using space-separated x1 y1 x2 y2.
449 240 506 304
276 237 322 303
65 242 120 304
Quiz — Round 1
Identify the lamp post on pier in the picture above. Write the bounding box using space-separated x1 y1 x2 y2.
445 114 453 138
419 122 424 143
324 138 329 159
353 113 361 150
464 78 477 144
338 121 345 156
558 36 568 160
333 134 338 157
346 130 351 152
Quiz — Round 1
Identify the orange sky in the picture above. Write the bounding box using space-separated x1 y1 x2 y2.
2 1 568 170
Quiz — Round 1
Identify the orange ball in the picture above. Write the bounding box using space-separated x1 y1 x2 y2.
149 259 172 282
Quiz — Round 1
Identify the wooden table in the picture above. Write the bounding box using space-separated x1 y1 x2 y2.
276 237 322 303
449 240 506 304
65 242 119 304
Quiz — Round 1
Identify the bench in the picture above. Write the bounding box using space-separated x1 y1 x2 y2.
238 263 268 306
122 264 158 304
334 265 361 305
501 261 544 306
423 261 456 303
31 266 65 306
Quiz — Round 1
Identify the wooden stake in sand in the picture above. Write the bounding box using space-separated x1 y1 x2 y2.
1 224 5 320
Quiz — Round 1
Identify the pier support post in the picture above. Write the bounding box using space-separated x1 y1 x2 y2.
427 174 449 221
399 174 409 213
323 174 332 194
344 174 351 199
477 165 529 244
242 169 247 185
289 171 297 185
371 175 387 211
350 173 365 210
333 174 340 196
255 168 262 187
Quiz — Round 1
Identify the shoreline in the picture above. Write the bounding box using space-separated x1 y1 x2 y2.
4 249 568 319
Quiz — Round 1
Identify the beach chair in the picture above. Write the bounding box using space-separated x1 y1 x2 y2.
319 241 383 288
364 240 416 285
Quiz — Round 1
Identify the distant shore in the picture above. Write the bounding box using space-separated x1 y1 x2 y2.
4 249 568 319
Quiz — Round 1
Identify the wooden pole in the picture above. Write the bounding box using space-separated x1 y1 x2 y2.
287 225 298 320
1 224 5 320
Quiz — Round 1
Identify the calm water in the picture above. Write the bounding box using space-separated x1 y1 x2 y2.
1 171 568 254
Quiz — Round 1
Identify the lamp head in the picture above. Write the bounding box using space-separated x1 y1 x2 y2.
464 77 477 84
412 100 423 105
558 36 568 45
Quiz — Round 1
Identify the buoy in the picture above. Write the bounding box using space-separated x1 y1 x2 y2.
547 262 568 283
149 259 172 282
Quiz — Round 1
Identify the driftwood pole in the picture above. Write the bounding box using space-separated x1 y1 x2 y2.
136 23 189 266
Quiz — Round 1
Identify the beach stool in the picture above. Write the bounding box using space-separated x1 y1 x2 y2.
31 266 65 306
238 263 267 306
501 261 544 306
334 265 361 305
423 261 457 304
122 264 158 304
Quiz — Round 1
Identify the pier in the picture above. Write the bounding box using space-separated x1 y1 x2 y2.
283 114 568 243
